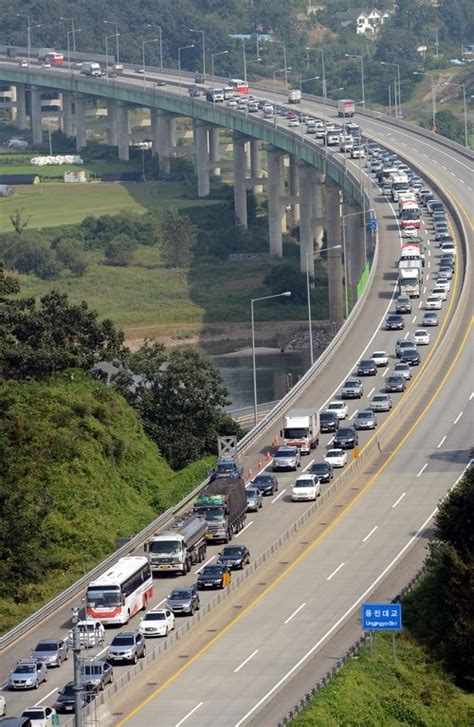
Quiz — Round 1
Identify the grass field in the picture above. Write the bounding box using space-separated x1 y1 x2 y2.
0 159 141 178
0 180 217 229
290 632 474 726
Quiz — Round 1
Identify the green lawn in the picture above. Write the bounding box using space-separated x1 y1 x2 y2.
0 181 217 229
0 159 141 178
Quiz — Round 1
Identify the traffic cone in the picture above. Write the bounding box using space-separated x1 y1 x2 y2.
248 469 253 480
265 451 271 461
258 459 263 470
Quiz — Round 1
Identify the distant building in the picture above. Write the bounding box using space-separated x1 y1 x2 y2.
337 7 391 35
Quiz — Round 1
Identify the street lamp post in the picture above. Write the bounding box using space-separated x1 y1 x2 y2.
146 24 163 70
211 50 229 79
245 56 261 85
251 292 292 425
16 14 34 69
443 82 468 148
105 33 119 79
269 39 288 90
178 44 195 90
189 29 206 77
67 29 81 71
300 75 320 137
60 16 77 53
413 72 437 132
345 53 365 108
305 47 319 70
380 61 401 117
142 38 159 89
306 246 341 366
104 20 119 64
273 67 291 125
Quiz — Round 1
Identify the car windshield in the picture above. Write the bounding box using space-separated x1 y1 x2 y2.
111 636 134 646
246 489 258 498
204 511 225 522
148 540 181 554
284 428 307 438
86 587 121 607
221 547 242 556
344 381 358 388
201 566 222 576
170 591 191 600
144 612 166 621
82 664 104 676
294 480 313 488
253 475 273 484
35 642 57 651
320 413 335 420
311 464 328 473
357 412 372 419
274 448 296 457
328 403 343 410
327 450 342 457
23 710 45 719
61 684 75 697
372 396 386 402
14 663 35 673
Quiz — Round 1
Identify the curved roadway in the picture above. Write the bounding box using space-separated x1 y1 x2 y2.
0 61 472 725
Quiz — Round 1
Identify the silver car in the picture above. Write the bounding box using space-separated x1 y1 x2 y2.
9 659 48 690
107 631 146 664
80 659 114 690
272 446 301 472
245 487 263 511
370 394 393 412
31 638 69 667
354 409 377 430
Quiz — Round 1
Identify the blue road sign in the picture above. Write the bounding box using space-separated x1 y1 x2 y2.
368 217 377 231
361 602 402 631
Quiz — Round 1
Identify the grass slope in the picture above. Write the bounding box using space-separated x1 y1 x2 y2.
0 372 212 633
290 632 474 726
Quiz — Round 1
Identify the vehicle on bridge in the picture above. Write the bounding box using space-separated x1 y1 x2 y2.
281 408 320 454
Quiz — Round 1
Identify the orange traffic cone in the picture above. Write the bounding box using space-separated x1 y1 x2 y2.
248 469 253 480
265 451 271 461
258 459 263 470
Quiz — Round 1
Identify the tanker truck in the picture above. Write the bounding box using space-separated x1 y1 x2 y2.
144 512 208 575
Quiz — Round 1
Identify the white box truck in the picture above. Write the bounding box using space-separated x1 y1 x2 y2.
81 62 102 77
281 409 320 454
144 512 207 575
288 89 301 104
337 99 355 117
399 268 421 298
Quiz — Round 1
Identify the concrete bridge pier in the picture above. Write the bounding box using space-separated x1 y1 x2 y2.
313 171 325 256
194 120 210 197
325 181 344 329
233 133 248 228
30 87 43 145
157 112 174 173
250 139 262 193
288 154 300 229
16 84 27 130
107 100 118 146
116 104 129 161
208 127 220 177
267 146 285 257
345 202 366 307
74 95 87 150
62 92 73 137
8 85 17 122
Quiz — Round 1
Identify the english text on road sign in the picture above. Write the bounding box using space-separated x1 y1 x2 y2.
362 602 402 631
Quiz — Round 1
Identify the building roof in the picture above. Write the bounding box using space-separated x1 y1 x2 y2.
337 9 368 22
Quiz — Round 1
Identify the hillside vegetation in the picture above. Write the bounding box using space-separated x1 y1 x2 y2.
0 372 212 632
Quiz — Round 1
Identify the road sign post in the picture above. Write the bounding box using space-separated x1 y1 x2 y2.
362 602 402 663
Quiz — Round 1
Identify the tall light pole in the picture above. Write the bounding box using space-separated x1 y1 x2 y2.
146 24 163 70
189 29 206 77
273 66 291 124
305 46 318 70
67 28 81 71
269 39 288 90
443 82 468 148
178 44 195 90
300 75 320 136
413 71 437 132
251 292 292 425
245 56 261 85
345 53 365 108
306 246 341 366
105 33 119 79
16 13 32 69
211 50 228 79
380 61 401 117
104 20 119 63
71 607 84 727
60 16 77 53
142 38 159 89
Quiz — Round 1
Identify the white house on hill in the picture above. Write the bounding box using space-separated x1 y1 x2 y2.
337 7 391 35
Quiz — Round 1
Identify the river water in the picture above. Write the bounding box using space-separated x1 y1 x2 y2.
199 341 311 411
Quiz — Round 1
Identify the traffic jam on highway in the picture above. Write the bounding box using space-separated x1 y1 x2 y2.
0 74 457 725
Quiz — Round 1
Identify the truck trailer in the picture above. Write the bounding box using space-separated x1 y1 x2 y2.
194 478 247 543
337 99 355 117
144 512 208 575
399 268 420 298
281 409 320 454
81 61 102 77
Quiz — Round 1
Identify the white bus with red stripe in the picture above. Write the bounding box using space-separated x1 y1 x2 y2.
400 200 421 228
86 556 153 625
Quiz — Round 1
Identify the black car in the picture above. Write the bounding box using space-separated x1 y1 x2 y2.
309 461 333 483
334 427 358 449
357 359 377 376
400 348 421 366
55 681 94 713
320 411 339 433
251 473 279 495
385 375 406 393
385 314 405 330
217 545 250 570
197 564 231 589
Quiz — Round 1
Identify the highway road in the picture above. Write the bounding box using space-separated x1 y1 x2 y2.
0 59 471 724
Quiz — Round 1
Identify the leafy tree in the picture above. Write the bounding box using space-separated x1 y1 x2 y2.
55 239 89 277
158 209 197 268
423 110 467 146
264 262 305 303
112 342 235 469
9 208 30 235
0 282 125 381
3 237 63 280
104 234 137 266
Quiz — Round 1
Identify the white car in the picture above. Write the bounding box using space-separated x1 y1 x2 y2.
402 226 418 238
69 619 105 649
227 98 238 108
436 277 450 292
371 350 389 367
139 607 175 637
393 362 412 380
414 329 430 345
21 706 57 726
440 241 456 255
288 118 300 127
431 286 447 301
324 448 348 468
0 695 5 716
425 296 442 310
326 400 348 420
291 474 320 501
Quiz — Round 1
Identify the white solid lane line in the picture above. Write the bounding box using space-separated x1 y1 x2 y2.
326 562 345 581
368 387 375 398
404 331 410 340
156 597 166 607
417 463 428 477
284 603 306 624
234 649 259 673
303 458 314 473
349 409 358 420
175 702 204 727
236 521 253 538
362 525 378 543
437 436 447 449
34 687 58 706
271 488 286 504
412 315 417 324
426 273 429 280
382 368 389 377
453 411 463 424
392 492 406 508
470 393 474 401
96 644 109 657
194 555 215 575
